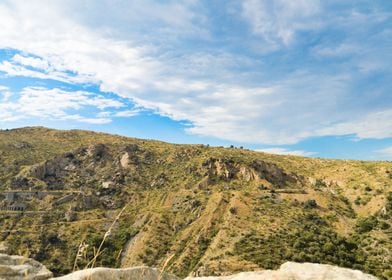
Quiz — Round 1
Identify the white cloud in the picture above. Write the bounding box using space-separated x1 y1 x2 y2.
0 1 390 146
0 87 123 124
63 0 208 42
18 87 123 115
0 86 12 101
377 146 392 158
139 73 354 145
0 60 94 85
313 43 360 57
0 1 161 91
241 0 321 47
115 109 141 117
311 12 392 74
317 110 392 140
62 115 112 124
11 54 50 70
255 147 314 157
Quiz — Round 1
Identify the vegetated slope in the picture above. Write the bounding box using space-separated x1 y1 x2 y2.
0 127 391 279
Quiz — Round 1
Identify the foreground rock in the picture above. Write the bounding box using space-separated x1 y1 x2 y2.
0 254 379 280
54 262 378 280
0 254 53 280
52 262 378 280
185 262 379 280
53 267 179 280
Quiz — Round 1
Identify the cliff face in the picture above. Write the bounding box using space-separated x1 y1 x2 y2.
0 127 391 279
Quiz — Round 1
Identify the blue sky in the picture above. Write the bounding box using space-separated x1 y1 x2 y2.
0 0 391 160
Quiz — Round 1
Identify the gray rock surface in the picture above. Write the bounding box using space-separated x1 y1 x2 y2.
52 267 180 280
0 254 379 280
184 262 379 280
0 254 53 280
52 262 378 280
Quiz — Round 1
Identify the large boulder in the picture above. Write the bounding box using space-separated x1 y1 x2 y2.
278 262 378 280
0 255 379 280
53 267 180 280
0 254 53 280
185 262 378 280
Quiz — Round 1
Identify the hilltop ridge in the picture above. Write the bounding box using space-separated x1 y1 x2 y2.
0 127 391 279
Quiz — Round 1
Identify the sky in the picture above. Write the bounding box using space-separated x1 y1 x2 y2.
0 0 391 160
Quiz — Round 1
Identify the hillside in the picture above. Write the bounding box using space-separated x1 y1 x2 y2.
0 127 391 279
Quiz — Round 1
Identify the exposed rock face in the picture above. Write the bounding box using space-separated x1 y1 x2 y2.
12 141 33 149
87 144 110 162
252 160 299 187
53 267 180 280
28 153 80 188
0 254 53 280
185 262 379 280
204 158 240 180
10 176 30 189
203 158 300 187
120 152 130 168
203 158 257 182
27 144 111 189
0 255 379 280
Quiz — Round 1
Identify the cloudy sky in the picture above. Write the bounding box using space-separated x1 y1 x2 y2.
0 0 391 160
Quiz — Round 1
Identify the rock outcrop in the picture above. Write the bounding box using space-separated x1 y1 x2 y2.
0 255 379 280
53 267 179 280
252 160 299 187
185 262 379 280
0 254 53 280
203 158 301 187
52 262 379 280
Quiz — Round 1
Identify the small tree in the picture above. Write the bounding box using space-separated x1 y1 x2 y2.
304 199 318 209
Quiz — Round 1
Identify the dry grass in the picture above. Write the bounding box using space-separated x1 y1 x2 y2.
159 254 175 280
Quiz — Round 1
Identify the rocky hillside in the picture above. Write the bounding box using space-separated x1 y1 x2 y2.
0 127 391 279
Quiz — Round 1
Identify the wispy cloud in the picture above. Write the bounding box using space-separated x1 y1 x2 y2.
0 86 12 102
313 43 360 57
0 87 124 124
241 0 321 48
11 54 50 70
0 57 95 84
377 146 392 159
255 147 314 157
317 110 392 140
115 109 142 117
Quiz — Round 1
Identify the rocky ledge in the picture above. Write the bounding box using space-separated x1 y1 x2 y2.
0 254 379 280
0 254 53 280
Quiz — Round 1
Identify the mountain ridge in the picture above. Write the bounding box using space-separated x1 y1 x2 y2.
0 127 391 279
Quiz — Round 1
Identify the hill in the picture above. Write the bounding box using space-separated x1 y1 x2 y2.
0 127 391 279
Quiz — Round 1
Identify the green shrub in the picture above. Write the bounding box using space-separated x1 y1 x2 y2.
303 199 318 209
364 186 372 192
356 216 378 233
229 207 237 215
234 214 365 271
